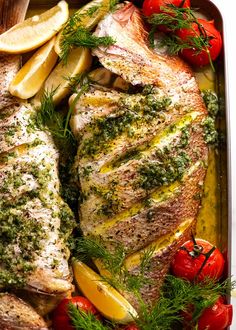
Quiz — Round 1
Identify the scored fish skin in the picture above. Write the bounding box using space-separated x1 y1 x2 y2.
72 3 209 306
0 0 75 324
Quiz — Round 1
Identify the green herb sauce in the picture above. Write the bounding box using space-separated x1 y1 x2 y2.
201 89 219 145
137 151 190 191
79 94 172 158
0 201 45 287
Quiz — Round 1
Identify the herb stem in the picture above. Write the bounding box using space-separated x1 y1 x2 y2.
64 83 89 137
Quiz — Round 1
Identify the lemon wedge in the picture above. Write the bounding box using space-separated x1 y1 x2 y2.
72 260 137 324
9 38 58 99
54 0 110 55
33 47 92 105
0 1 69 54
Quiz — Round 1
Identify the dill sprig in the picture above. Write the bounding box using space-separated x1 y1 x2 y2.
74 237 154 293
147 5 215 71
68 304 113 330
135 275 234 330
61 27 115 63
67 271 234 330
58 0 117 63
63 73 91 137
34 89 74 145
147 5 197 31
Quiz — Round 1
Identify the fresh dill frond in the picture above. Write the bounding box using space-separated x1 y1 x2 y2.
61 26 115 63
34 89 65 138
58 0 116 63
147 5 196 31
147 5 215 71
63 74 91 137
148 25 156 49
159 34 192 54
34 89 57 129
73 237 234 329
159 29 212 57
135 275 235 330
139 246 155 274
33 89 76 148
74 237 154 293
68 304 113 330
75 237 126 272
64 71 91 94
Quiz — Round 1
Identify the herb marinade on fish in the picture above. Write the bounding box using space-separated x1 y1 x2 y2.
0 0 75 328
71 3 209 307
0 0 210 327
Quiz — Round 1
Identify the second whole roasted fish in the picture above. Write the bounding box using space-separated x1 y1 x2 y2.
0 0 75 327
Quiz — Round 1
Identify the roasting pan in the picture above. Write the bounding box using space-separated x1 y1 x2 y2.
3 0 236 328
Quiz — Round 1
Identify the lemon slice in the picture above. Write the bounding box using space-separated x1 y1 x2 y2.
9 38 58 99
72 260 137 324
0 1 69 54
33 47 92 105
54 0 110 55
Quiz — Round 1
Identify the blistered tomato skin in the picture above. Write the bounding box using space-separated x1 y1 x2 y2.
52 296 100 330
176 19 222 67
198 297 233 330
171 238 225 282
142 0 190 17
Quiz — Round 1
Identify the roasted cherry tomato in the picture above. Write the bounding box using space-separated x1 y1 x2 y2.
198 297 233 330
171 238 225 282
176 18 222 67
52 296 100 330
182 297 232 330
142 0 190 17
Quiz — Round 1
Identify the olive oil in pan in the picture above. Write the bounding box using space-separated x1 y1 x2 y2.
195 66 220 247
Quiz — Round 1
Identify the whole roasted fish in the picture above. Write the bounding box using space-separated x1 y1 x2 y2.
0 0 75 327
71 2 208 306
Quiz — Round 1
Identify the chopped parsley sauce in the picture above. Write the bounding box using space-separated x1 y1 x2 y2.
79 93 172 158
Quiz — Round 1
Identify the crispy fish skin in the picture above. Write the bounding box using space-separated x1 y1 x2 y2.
0 0 74 322
72 3 208 305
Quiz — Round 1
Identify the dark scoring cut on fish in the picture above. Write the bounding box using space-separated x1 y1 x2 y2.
71 3 209 306
0 0 75 325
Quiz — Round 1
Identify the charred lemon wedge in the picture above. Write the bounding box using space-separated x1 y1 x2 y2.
72 260 137 324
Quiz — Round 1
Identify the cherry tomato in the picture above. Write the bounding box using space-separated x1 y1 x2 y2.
181 297 232 330
176 18 222 67
52 296 100 330
198 297 233 330
142 0 190 17
171 238 225 282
